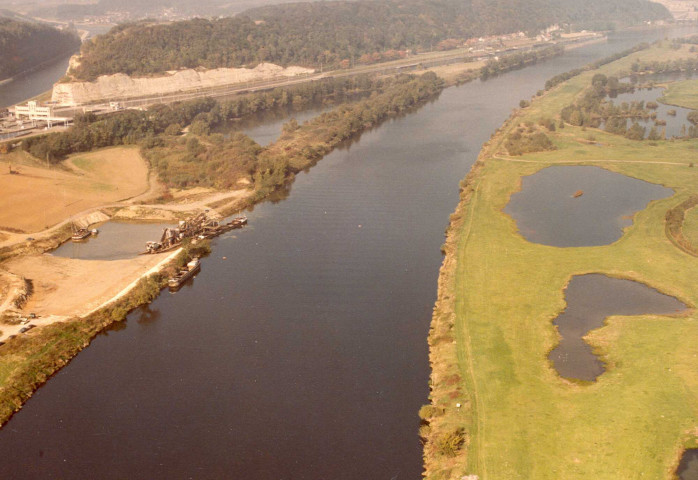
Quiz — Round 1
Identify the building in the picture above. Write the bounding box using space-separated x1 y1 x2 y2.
12 101 54 121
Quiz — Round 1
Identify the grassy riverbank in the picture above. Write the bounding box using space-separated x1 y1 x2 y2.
425 42 698 479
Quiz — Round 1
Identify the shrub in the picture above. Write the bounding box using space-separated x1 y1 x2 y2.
435 427 466 457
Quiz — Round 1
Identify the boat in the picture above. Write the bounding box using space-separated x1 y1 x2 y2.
168 258 201 289
227 215 248 229
573 190 584 198
71 227 91 241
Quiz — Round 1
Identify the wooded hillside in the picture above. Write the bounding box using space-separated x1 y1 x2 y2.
69 0 670 81
0 17 81 80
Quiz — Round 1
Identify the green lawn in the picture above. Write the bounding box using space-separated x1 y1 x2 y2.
425 43 698 480
661 79 698 109
682 206 698 250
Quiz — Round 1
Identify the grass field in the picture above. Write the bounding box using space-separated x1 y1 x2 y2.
661 79 698 109
0 146 148 232
425 42 698 480
683 206 698 250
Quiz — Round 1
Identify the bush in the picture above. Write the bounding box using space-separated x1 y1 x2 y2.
435 427 466 457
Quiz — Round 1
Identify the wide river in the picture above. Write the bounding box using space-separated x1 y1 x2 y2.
1 26 697 479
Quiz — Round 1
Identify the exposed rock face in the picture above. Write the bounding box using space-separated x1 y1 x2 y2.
52 63 315 106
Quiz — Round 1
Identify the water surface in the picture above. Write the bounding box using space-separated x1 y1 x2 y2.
233 104 332 145
51 222 174 260
679 449 698 480
504 166 673 247
549 274 686 381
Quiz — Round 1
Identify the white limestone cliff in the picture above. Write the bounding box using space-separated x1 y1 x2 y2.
52 63 315 106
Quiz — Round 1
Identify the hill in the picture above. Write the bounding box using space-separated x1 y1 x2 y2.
0 17 81 81
68 0 670 81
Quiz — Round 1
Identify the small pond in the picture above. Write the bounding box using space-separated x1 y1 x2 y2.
548 274 686 381
678 449 698 480
504 165 673 247
51 221 174 261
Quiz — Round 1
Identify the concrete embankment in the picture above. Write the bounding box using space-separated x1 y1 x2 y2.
52 63 314 106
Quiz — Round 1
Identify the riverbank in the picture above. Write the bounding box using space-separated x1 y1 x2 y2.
424 41 698 479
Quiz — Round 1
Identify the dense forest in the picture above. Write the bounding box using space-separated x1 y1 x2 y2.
69 0 669 80
0 17 81 80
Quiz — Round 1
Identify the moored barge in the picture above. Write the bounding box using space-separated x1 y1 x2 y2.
168 258 201 290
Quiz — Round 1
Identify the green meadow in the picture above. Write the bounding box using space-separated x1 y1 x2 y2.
424 42 698 480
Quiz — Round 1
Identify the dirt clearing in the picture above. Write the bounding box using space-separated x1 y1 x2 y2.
3 253 170 318
0 147 149 232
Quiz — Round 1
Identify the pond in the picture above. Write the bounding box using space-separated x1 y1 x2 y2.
504 165 673 247
50 222 174 261
548 274 687 381
678 449 698 480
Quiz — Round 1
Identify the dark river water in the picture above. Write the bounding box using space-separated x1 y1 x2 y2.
504 165 673 246
548 274 687 381
1 26 697 480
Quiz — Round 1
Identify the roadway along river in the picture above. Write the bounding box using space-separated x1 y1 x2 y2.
0 26 696 480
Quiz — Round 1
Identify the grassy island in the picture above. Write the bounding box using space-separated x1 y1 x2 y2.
424 41 698 479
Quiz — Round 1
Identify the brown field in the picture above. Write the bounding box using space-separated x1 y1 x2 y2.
0 147 149 232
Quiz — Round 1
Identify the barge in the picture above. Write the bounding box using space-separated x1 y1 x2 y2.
71 227 91 241
168 258 201 290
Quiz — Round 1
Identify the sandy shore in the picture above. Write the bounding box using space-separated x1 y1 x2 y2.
0 249 180 342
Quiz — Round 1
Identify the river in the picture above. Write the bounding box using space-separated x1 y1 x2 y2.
0 26 697 480
0 24 110 109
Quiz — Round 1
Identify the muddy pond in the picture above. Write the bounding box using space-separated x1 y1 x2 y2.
679 450 698 480
504 165 673 246
548 274 686 381
51 222 175 261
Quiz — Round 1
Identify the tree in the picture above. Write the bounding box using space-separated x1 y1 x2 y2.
625 122 645 141
688 110 698 126
647 126 662 141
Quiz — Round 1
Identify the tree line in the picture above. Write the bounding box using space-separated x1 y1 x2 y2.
20 74 389 162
